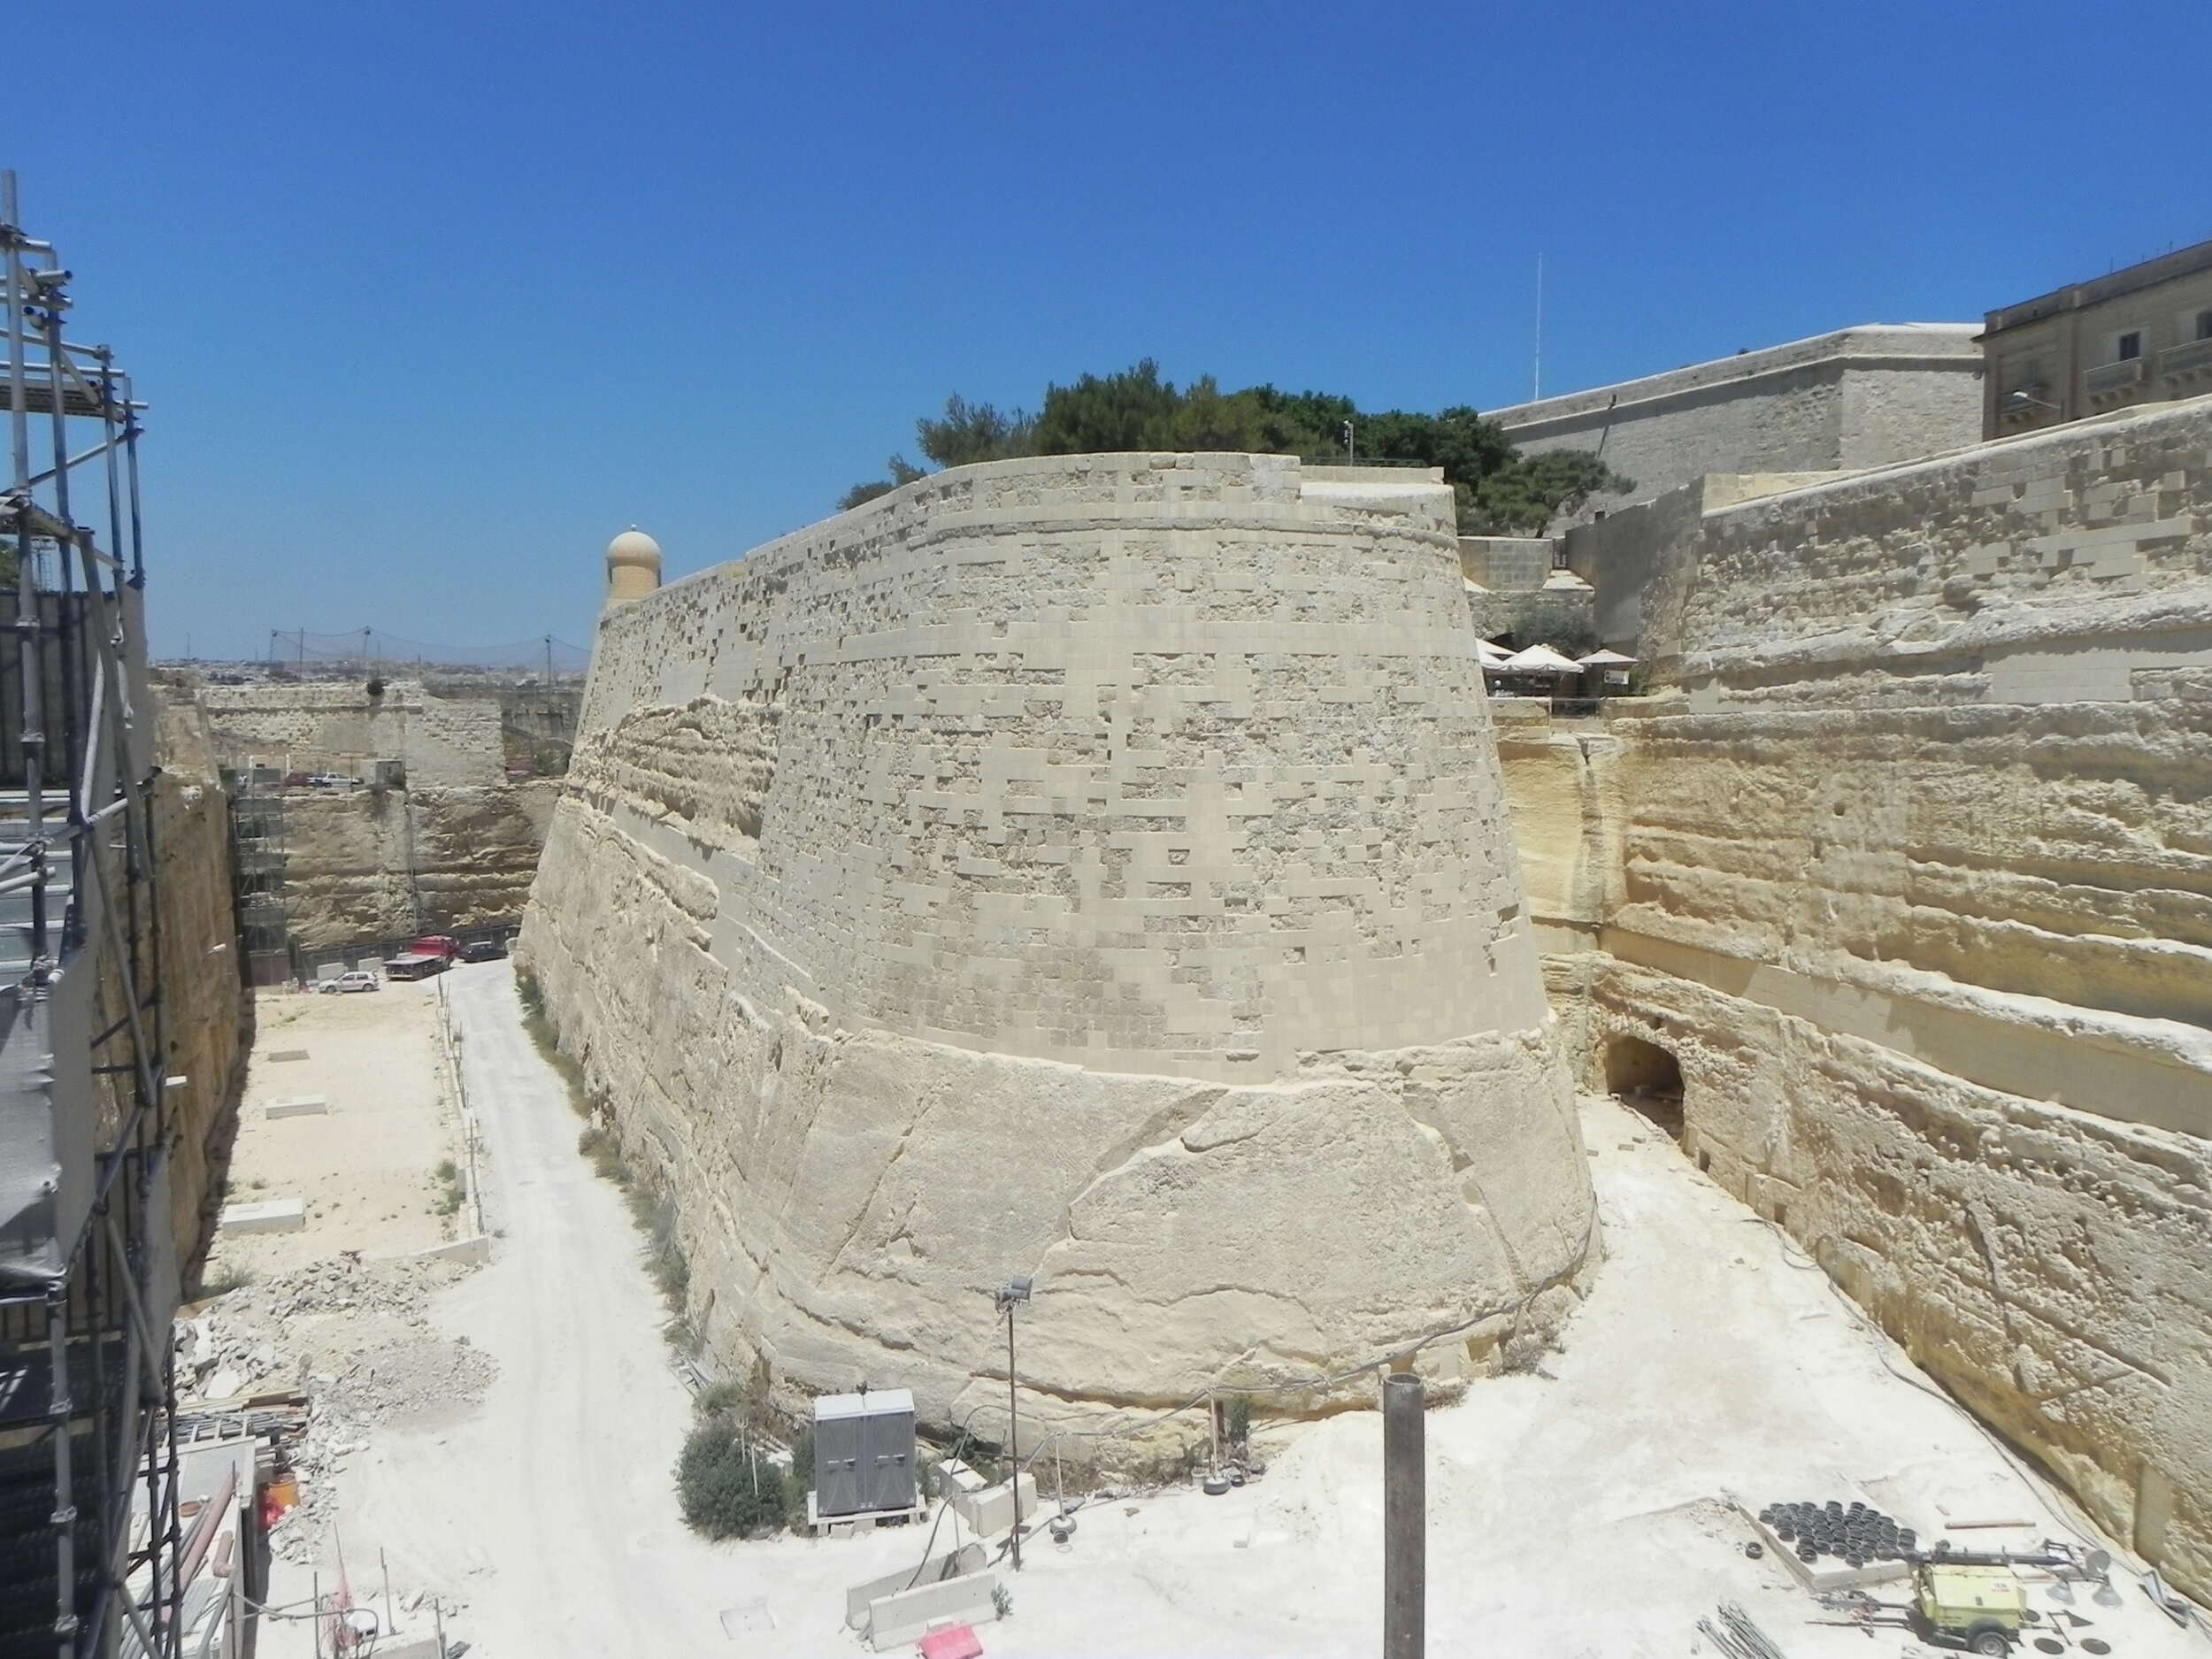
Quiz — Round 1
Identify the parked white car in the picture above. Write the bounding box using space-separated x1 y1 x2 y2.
320 970 380 994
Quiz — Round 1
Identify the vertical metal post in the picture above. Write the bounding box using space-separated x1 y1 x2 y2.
50 1287 76 1659
1005 1302 1021 1571
4 172 48 965
98 351 122 588
1383 1372 1425 1659
1532 252 1545 403
122 382 144 589
4 171 30 488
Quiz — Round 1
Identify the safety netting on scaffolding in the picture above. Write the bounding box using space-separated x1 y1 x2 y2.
266 628 591 678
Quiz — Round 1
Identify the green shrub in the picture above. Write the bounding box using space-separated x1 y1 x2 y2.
199 1260 253 1297
677 1422 787 1540
699 1381 749 1418
1224 1393 1253 1450
577 1125 632 1187
515 969 588 1113
433 1159 465 1217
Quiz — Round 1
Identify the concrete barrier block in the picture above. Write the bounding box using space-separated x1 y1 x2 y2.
219 1200 304 1234
264 1096 327 1119
950 1472 1034 1539
412 1235 489 1265
846 1544 985 1629
866 1572 999 1651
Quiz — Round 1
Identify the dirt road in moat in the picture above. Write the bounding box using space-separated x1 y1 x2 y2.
339 963 734 1655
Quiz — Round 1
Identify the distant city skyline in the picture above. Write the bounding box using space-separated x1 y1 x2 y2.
12 0 2211 659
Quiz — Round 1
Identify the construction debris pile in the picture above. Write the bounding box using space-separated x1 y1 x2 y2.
175 1253 496 1563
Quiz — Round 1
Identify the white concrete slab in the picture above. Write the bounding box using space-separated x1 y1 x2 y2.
218 1200 305 1234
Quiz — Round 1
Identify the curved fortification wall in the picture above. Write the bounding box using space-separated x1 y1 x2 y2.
521 453 1594 1432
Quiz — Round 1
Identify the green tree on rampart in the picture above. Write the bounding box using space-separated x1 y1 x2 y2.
840 362 1631 534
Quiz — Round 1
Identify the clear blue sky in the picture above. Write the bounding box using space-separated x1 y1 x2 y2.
14 1 2212 660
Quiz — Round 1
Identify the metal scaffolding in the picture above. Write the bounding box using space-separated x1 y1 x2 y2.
0 173 182 1657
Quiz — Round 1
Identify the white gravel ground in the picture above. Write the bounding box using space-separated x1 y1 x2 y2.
254 963 2202 1658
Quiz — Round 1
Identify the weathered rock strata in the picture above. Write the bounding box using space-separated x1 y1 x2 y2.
1510 398 2212 1598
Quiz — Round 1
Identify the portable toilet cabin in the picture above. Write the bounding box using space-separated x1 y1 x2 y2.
813 1388 917 1518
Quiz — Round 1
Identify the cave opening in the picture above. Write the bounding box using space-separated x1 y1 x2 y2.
1605 1033 1686 1140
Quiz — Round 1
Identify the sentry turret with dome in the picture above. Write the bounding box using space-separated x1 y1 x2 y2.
604 526 662 609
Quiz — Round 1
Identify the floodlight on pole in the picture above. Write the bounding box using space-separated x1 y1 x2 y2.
995 1276 1033 1570
2007 389 2062 415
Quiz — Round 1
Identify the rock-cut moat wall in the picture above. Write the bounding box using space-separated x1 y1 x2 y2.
520 453 1595 1435
1509 399 2212 1600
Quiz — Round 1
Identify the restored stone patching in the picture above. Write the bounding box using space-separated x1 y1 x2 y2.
521 453 1594 1432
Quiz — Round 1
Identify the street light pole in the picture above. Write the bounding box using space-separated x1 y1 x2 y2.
1006 1300 1021 1571
995 1275 1033 1571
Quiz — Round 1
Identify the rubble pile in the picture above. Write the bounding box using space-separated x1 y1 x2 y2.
175 1252 497 1563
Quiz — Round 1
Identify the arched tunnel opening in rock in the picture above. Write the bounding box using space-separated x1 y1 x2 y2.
1605 1034 1686 1140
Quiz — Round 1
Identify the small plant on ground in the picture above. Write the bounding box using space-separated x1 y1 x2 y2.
199 1260 253 1297
574 1122 697 1353
514 968 588 1113
1224 1393 1253 1452
991 1585 1012 1621
433 1158 465 1216
577 1124 632 1186
631 1187 695 1350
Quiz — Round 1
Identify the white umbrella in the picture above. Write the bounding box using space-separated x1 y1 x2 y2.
1577 648 1638 667
1501 643 1584 674
1476 639 1514 665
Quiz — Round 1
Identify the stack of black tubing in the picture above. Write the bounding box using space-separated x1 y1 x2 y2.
1760 1499 1916 1569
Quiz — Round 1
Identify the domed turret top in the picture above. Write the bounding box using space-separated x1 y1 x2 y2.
604 525 663 609
607 526 662 563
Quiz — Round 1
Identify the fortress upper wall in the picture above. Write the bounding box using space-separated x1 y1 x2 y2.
572 452 1545 1080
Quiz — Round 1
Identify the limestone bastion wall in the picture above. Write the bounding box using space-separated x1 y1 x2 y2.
1502 399 2212 1597
520 452 1596 1435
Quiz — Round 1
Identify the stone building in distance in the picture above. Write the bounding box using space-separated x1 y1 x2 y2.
1981 235 2212 437
1486 324 1985 526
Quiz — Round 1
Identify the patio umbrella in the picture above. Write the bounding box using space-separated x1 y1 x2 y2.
1501 643 1584 674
